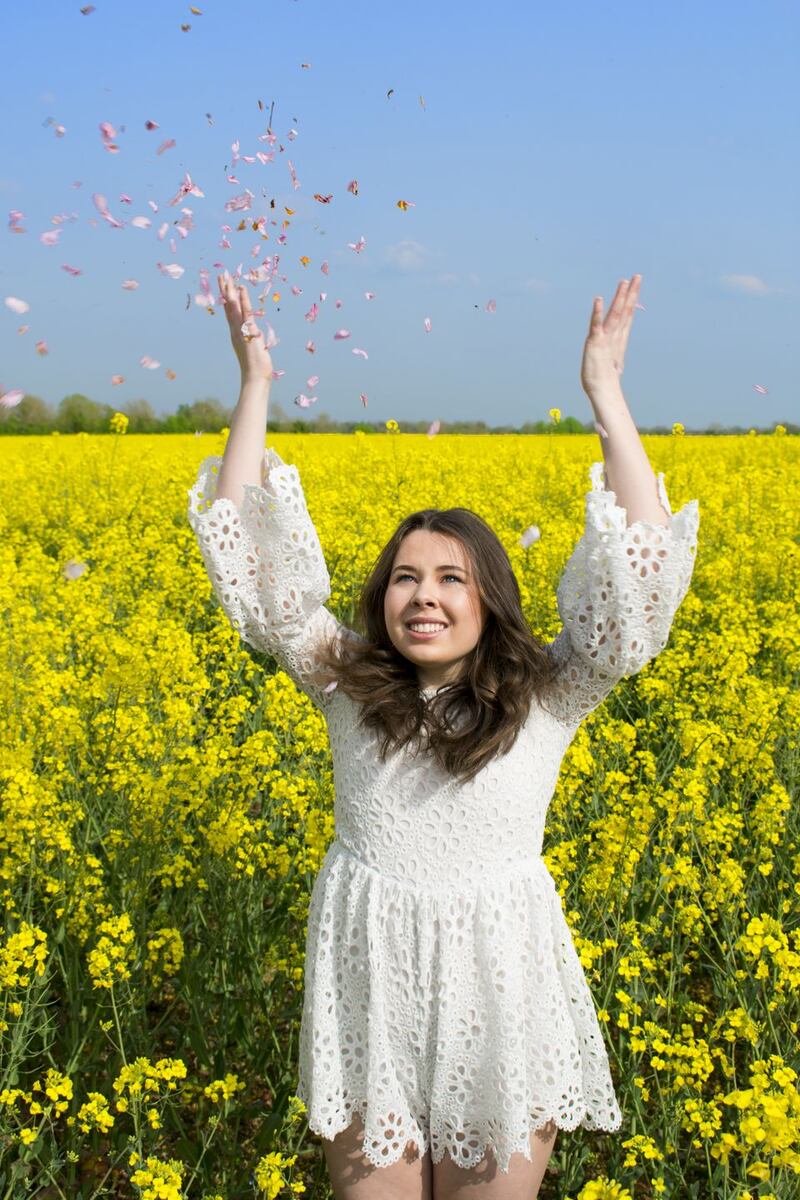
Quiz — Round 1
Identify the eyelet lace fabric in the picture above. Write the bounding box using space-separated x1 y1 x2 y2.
187 449 700 1173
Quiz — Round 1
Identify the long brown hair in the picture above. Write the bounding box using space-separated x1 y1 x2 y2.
315 505 562 787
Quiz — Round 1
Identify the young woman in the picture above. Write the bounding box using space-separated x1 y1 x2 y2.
188 273 699 1199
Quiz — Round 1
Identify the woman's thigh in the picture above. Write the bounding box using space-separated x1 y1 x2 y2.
432 1120 558 1200
321 1110 433 1200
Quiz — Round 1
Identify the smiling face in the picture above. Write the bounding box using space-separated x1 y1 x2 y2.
384 528 488 690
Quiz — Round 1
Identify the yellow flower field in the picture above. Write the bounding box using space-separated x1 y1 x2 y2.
0 426 798 1199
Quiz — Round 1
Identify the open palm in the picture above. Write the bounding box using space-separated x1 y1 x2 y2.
580 274 642 399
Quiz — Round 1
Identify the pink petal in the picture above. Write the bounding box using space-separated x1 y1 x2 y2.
352 347 368 359
147 200 159 212
295 393 317 408
347 236 366 253
111 375 125 385
9 211 26 233
121 279 139 290
119 194 133 204
131 216 151 229
753 384 768 394
424 317 431 332
518 525 541 549
334 329 351 339
320 292 327 302
61 264 82 276
321 261 330 274
291 285 302 296
335 299 343 308
157 223 169 240
157 262 185 280
346 180 358 195
304 302 319 322
364 291 375 300
0 388 24 408
307 375 319 388
485 299 496 313
35 340 48 356
5 296 29 314
145 120 159 130
360 393 368 407
140 356 160 369
427 419 441 438
156 139 176 155
306 340 316 353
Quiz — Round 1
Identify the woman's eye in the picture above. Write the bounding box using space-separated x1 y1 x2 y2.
396 573 461 583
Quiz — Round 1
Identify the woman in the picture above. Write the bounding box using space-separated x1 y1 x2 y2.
187 273 699 1198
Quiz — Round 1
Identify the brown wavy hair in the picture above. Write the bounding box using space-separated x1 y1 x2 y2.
315 505 562 786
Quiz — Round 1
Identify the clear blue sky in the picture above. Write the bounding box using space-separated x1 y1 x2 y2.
2 0 797 429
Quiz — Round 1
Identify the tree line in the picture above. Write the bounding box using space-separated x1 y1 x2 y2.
0 392 795 436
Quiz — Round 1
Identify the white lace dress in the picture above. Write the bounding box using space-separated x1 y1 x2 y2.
187 447 700 1174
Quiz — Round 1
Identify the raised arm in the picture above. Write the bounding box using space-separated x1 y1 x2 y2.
540 275 700 728
186 275 354 713
214 272 275 510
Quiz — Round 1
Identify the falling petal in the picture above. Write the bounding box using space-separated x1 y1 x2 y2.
8 210 26 233
0 387 24 408
62 556 88 580
635 302 646 311
295 393 317 408
92 193 124 228
360 393 368 407
17 325 29 335
99 121 119 153
485 299 496 313
166 369 177 380
5 296 29 314
347 236 366 253
111 375 125 385
156 139 176 155
35 340 48 356
352 347 368 359
320 292 327 302
519 525 541 549
753 384 769 394
145 120 159 131
140 356 160 369
131 216 151 229
364 291 375 300
119 194 133 204
61 264 82 275
157 262 185 280
313 193 333 204
424 317 431 332
80 5 95 13
419 95 426 109
396 200 416 211
306 340 315 353
321 261 330 274
334 298 342 308
121 279 139 290
307 375 319 388
323 680 338 694
334 329 351 339
291 285 302 296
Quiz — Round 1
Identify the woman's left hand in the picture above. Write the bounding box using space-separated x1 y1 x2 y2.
580 274 642 399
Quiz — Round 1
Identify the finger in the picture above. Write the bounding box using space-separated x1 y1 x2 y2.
239 284 252 319
589 295 604 335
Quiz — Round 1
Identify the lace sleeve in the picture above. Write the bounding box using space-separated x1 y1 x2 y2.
187 446 349 713
540 461 700 729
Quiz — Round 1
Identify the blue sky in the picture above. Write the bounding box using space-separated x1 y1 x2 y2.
1 0 797 429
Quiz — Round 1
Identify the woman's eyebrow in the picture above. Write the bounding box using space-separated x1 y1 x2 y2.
392 564 466 573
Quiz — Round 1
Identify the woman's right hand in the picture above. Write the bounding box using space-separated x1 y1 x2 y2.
217 272 274 384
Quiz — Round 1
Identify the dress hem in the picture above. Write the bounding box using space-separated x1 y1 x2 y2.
298 1088 622 1174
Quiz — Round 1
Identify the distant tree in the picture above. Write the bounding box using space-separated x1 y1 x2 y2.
163 398 232 433
57 393 111 433
0 393 55 434
123 398 158 433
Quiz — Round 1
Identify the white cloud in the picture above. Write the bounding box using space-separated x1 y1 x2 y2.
384 240 432 271
721 274 771 295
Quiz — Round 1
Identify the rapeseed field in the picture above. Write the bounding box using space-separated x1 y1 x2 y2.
0 424 798 1199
